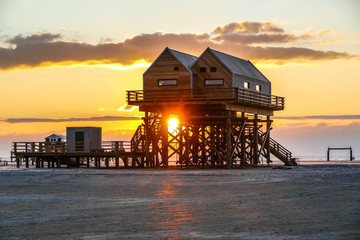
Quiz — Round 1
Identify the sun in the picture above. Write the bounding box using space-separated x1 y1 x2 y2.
168 117 179 133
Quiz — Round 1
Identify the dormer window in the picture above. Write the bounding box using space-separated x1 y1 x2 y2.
256 84 261 92
244 81 250 89
200 67 206 72
174 66 179 71
210 67 217 72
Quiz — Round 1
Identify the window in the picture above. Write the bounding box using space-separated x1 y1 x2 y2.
200 67 206 72
244 81 250 89
158 79 177 86
210 67 217 72
204 79 224 86
256 84 261 92
174 66 179 71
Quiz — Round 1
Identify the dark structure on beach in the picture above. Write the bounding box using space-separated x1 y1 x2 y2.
127 47 296 167
12 47 296 168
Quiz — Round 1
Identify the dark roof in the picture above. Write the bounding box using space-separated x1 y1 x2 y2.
143 47 198 75
45 134 66 139
207 48 269 83
168 48 198 72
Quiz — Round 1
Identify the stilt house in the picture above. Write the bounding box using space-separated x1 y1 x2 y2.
127 47 296 167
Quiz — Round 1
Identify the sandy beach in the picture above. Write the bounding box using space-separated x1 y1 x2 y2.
0 163 359 239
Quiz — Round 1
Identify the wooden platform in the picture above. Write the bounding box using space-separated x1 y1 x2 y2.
12 141 146 168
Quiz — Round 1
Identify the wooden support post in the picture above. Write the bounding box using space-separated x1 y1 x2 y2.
201 126 206 167
226 112 232 168
161 116 169 167
240 112 246 167
253 114 258 166
105 157 109 168
76 157 80 168
87 158 90 168
48 159 51 168
266 115 271 166
210 125 215 167
41 159 44 168
350 147 353 161
39 142 43 153
145 112 150 167
25 157 29 168
185 126 190 168
114 142 119 168
57 157 61 168
16 157 20 168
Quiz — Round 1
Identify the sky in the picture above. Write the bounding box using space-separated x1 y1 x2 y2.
1 0 360 158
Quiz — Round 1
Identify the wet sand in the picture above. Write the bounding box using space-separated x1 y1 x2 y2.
0 164 359 239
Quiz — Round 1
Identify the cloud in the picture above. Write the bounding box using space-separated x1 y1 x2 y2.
5 33 62 46
212 21 284 34
4 116 141 123
312 39 343 45
274 115 360 120
118 104 139 112
0 21 357 70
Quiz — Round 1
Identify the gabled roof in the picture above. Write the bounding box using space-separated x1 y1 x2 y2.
143 47 198 75
168 48 198 72
205 48 270 83
45 134 66 139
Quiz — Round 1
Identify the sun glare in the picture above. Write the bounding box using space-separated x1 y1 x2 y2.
168 117 179 133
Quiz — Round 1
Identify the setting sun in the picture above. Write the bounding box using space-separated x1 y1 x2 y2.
167 117 179 133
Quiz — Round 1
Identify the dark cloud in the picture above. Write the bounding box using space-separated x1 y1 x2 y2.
214 33 313 44
6 33 62 46
5 116 141 123
0 21 356 70
274 115 360 120
212 21 284 34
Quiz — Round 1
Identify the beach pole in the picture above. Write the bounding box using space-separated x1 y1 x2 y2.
350 147 353 161
327 147 330 161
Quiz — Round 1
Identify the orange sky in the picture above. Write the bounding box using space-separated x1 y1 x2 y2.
1 0 360 157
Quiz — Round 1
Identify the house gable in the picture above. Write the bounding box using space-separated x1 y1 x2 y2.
143 48 197 90
191 48 232 88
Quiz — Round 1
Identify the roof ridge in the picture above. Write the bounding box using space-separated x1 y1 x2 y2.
168 48 198 58
208 48 248 62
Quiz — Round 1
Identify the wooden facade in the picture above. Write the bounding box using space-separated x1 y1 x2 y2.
143 48 195 90
191 49 233 89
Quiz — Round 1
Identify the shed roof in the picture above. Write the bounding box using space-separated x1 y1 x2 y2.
207 48 269 83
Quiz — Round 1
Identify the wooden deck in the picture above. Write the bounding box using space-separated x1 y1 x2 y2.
12 141 146 168
127 88 285 111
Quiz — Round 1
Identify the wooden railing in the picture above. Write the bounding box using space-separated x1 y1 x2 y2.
258 130 296 166
12 141 131 154
127 88 284 110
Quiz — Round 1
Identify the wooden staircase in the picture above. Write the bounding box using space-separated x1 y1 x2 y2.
258 130 297 166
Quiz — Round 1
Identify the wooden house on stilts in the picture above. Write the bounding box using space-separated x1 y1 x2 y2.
127 47 297 167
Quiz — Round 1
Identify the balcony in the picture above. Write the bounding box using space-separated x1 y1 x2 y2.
127 88 285 111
